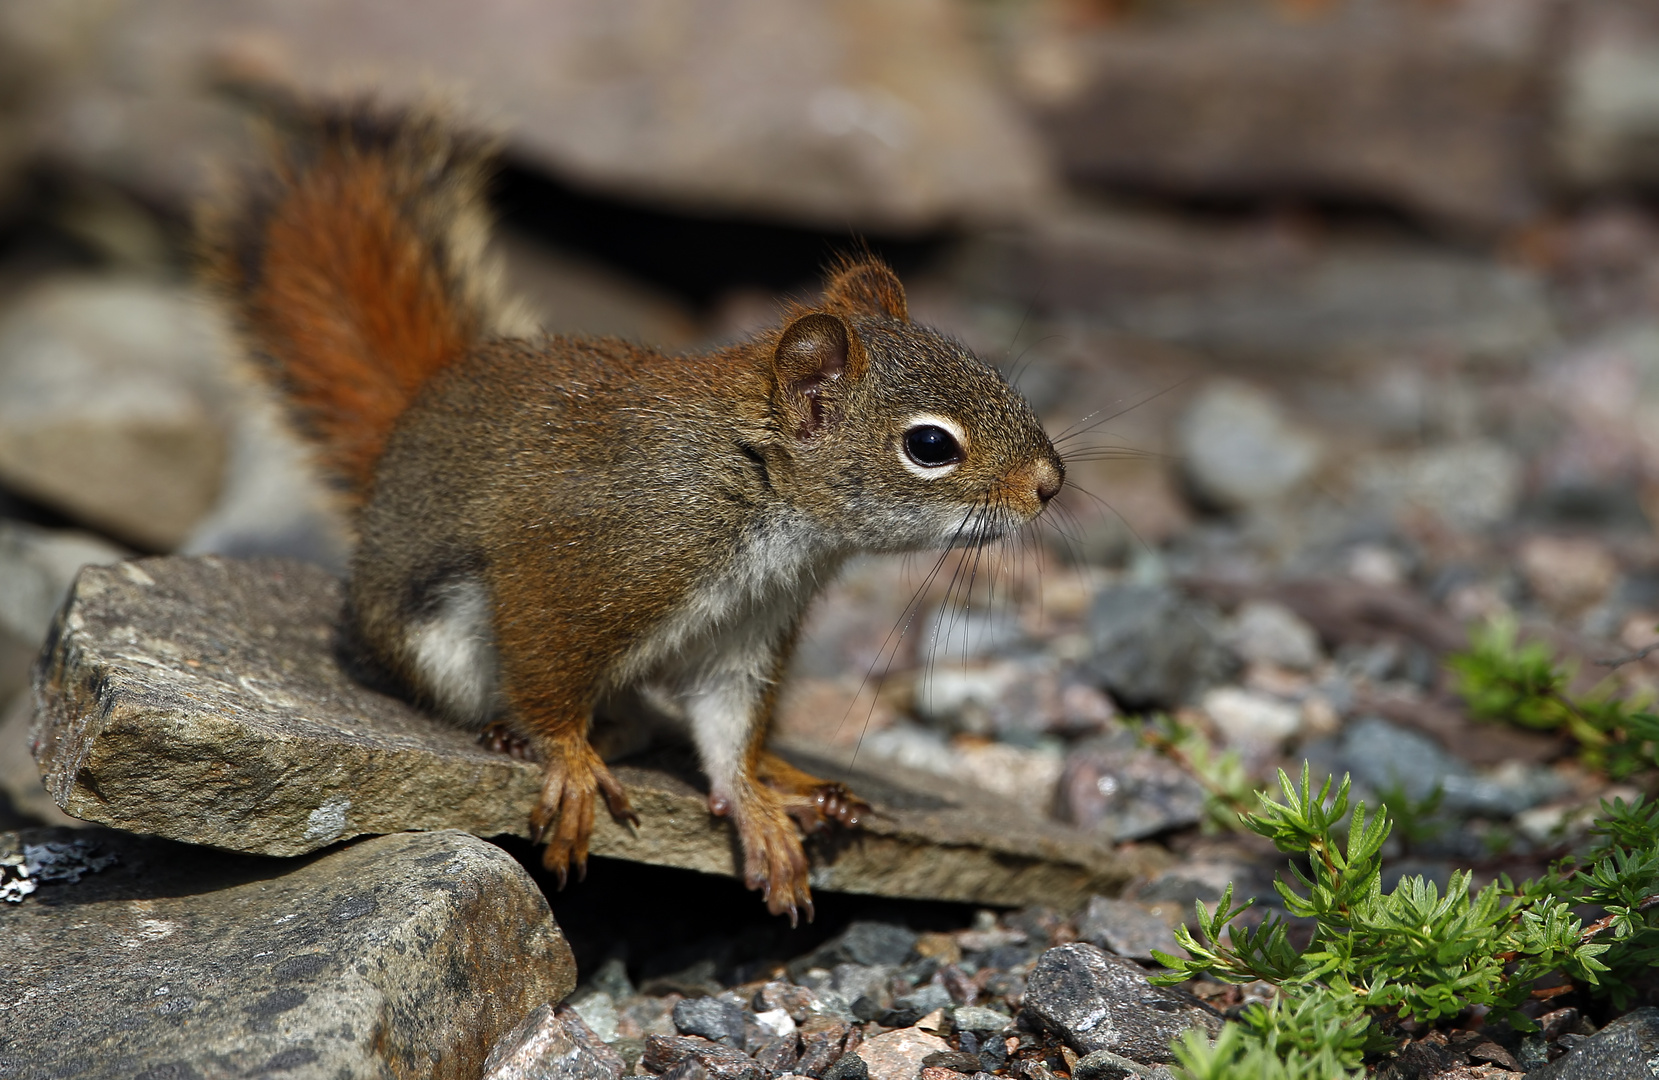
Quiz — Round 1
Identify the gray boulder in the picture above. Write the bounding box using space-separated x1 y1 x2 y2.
0 520 126 703
959 207 1555 363
180 390 352 572
3 0 1048 232
1556 3 1659 190
0 520 127 647
3 826 575 1078
1002 0 1547 232
1 693 79 828
0 278 232 550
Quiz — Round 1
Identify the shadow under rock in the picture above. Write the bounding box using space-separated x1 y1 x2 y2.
494 165 952 311
3 826 321 907
500 835 982 990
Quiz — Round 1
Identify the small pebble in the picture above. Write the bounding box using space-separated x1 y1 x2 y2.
1072 1049 1152 1080
950 1007 1013 1035
920 1051 983 1074
821 1052 868 1080
673 997 747 1048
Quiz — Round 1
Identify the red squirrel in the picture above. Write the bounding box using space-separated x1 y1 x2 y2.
201 103 1063 920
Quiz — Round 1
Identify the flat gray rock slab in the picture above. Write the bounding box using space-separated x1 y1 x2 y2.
2 826 575 1079
32 556 1144 907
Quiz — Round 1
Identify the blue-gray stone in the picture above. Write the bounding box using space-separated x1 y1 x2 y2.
671 997 747 1049
1022 944 1223 1064
1340 716 1569 818
1086 586 1235 710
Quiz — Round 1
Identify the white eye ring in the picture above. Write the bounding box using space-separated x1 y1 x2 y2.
899 413 966 479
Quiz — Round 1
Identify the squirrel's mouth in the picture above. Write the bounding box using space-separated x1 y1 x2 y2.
939 501 1035 550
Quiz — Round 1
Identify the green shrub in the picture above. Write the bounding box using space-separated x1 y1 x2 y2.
1146 617 1659 1077
1448 616 1659 778
1152 768 1657 1077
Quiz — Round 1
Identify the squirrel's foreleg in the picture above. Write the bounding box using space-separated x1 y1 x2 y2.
527 723 637 887
688 637 868 924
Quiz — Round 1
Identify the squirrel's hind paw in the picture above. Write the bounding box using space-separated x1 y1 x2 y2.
529 744 634 887
787 782 870 833
479 722 537 761
753 752 871 834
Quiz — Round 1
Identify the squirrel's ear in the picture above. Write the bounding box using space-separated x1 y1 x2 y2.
773 312 867 439
821 257 909 322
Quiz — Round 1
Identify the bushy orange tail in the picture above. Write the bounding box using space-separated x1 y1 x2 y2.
202 104 504 503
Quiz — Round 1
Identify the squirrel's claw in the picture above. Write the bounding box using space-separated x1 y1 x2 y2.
813 782 870 830
597 769 641 831
754 752 871 835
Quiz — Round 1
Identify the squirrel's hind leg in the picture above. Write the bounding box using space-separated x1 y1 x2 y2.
528 731 637 887
493 630 638 887
479 721 536 760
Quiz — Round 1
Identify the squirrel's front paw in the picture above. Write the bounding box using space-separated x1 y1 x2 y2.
529 743 637 888
721 788 814 925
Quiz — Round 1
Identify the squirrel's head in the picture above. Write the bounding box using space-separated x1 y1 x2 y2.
764 257 1062 552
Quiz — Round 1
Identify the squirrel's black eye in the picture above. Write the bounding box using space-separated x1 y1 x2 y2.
904 424 962 468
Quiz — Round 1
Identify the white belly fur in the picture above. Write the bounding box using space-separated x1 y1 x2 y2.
405 576 502 726
618 512 841 800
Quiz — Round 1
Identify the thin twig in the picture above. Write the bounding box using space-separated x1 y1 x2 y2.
1578 893 1659 944
1594 642 1659 670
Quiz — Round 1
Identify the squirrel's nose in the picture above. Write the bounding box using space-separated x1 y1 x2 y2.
1033 458 1063 504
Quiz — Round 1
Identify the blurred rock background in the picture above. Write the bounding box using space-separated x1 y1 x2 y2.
5 0 1659 893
